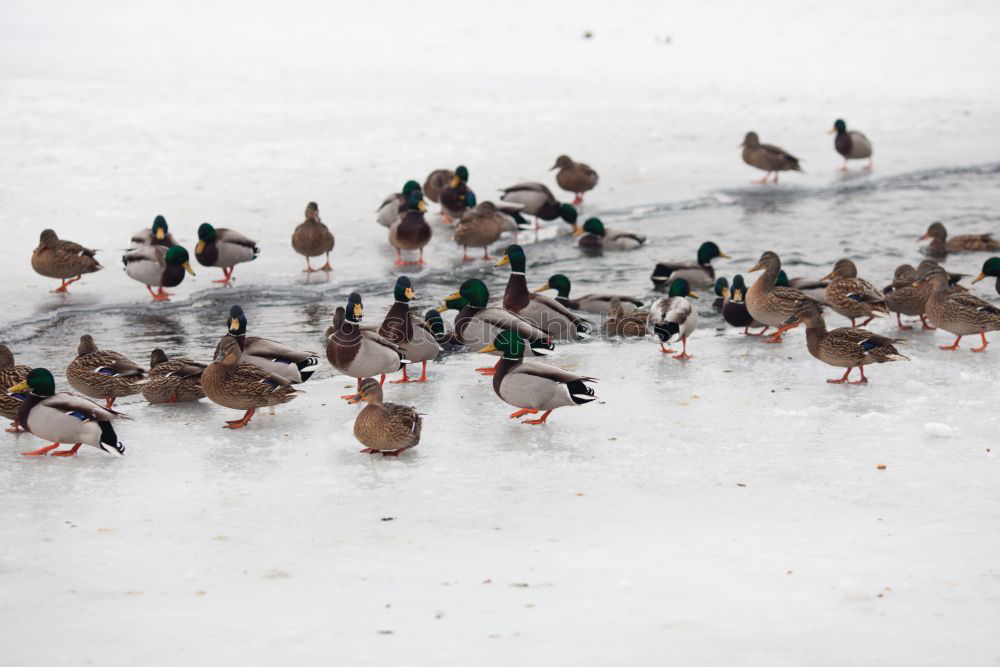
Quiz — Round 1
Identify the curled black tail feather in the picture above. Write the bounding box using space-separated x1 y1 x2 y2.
98 421 125 455
653 322 680 342
567 379 596 405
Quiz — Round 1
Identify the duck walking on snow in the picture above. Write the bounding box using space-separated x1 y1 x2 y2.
741 132 802 184
649 278 699 359
831 119 873 171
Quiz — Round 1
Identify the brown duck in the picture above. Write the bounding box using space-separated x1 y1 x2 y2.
919 221 999 257
917 264 1000 352
0 344 31 432
66 335 147 409
31 229 103 293
346 377 422 456
439 166 476 223
603 299 650 338
423 169 454 204
741 132 802 184
820 258 889 327
390 189 432 266
454 201 506 261
745 251 819 343
142 349 206 404
291 202 334 272
551 155 599 205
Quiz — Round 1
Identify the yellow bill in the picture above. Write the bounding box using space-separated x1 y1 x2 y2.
478 343 496 353
8 380 29 393
533 282 551 293
495 255 510 268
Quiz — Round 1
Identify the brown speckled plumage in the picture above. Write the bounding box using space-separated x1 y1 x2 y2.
347 378 422 456
820 258 888 326
201 338 301 425
31 229 102 282
552 155 598 199
66 335 147 406
919 221 999 256
142 349 206 403
0 345 31 427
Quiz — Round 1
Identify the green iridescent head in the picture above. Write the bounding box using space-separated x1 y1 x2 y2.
451 278 488 308
981 257 1000 277
197 223 217 243
668 278 695 298
402 180 421 195
776 270 789 287
497 244 526 273
713 276 729 297
489 329 525 360
394 276 414 302
424 309 446 336
165 245 190 267
543 273 572 298
697 241 728 265
455 165 469 182
833 119 846 133
582 218 606 237
152 215 169 239
16 367 56 397
345 292 364 323
560 204 578 224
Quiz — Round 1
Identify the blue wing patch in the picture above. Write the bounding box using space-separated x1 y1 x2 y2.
859 339 878 351
68 410 90 421
97 367 118 376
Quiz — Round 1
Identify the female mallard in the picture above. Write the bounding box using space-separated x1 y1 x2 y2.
746 251 820 343
712 277 729 311
917 264 1000 352
479 330 597 425
831 119 873 171
650 241 730 288
439 166 476 224
292 201 334 272
130 215 176 247
454 201 506 261
390 189 432 266
604 298 650 338
882 264 931 330
66 335 147 409
377 277 440 383
577 217 646 252
819 258 889 327
326 292 406 395
722 274 767 334
195 223 259 286
649 278 699 359
919 221 999 256
423 170 453 204
777 272 829 304
0 344 31 432
782 300 908 384
8 368 127 457
122 244 195 302
972 257 1000 296
551 155 598 205
377 180 422 227
216 305 318 384
533 273 642 315
142 349 206 403
346 377 422 456
741 132 802 184
31 229 103 293
499 182 578 231
202 337 302 429
496 244 594 341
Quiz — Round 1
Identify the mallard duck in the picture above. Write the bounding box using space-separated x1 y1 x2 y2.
782 300 907 384
201 337 302 428
377 277 440 383
650 241 730 288
604 298 650 337
142 349 206 403
31 229 103 293
0 344 31 432
883 264 930 330
390 189 432 266
439 166 476 224
216 305 318 384
551 155 599 205
919 221 999 256
496 244 594 340
423 307 466 351
578 217 646 252
7 368 127 456
819 258 889 327
454 201 506 261
831 119 873 171
533 273 642 315
377 180 422 228
917 264 1000 352
499 182 578 231
775 271 829 303
292 201 335 272
741 132 802 184
326 292 406 395
66 335 147 409
722 274 766 334
346 377 422 456
130 215 176 247
972 257 1000 296
122 244 195 302
479 330 597 425
712 277 729 311
746 251 819 343
195 223 258 285
649 278 699 359
423 170 453 204
495 202 533 239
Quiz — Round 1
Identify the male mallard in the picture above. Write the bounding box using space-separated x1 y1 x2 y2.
712 277 729 311
8 368 127 457
292 201 334 272
66 335 147 409
216 305 318 384
533 273 642 315
130 215 176 247
201 337 302 429
650 241 730 289
496 244 594 340
819 258 889 327
195 223 259 286
972 257 1000 296
741 132 802 184
746 251 820 343
440 166 476 224
649 278 699 359
31 229 103 293
454 201 506 261
423 306 466 351
499 182 578 231
578 217 646 252
122 244 195 302
604 299 650 338
377 277 440 383
479 330 597 425
326 293 406 395
389 189 432 266
782 300 907 384
142 349 206 404
919 221 999 256
377 180 422 228
551 155 599 205
423 170 454 204
916 264 1000 352
722 274 766 334
346 377 422 456
0 344 31 432
831 119 873 171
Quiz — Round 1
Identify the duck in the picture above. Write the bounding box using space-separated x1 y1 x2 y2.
7 368 127 457
916 264 1000 352
972 257 1000 296
722 274 766 334
423 306 466 351
533 273 642 315
142 349 206 403
377 180 422 228
712 277 729 311
326 292 407 395
745 251 820 343
831 119 873 171
775 271 829 304
919 221 999 256
31 229 103 293
551 155 599 205
650 241 730 289
216 305 318 384
603 299 650 338
346 377 422 456
819 258 889 327
454 201 506 261
782 300 908 384
389 188 432 266
195 223 259 286
423 170 454 204
882 264 931 330
479 330 597 425
649 278 699 359
130 215 176 247
496 244 594 341
66 335 147 409
741 132 802 184
201 337 303 429
439 166 476 224
377 277 440 383
122 244 195 302
499 182 579 232
292 201 334 272
0 344 31 433
495 202 534 239
577 217 646 252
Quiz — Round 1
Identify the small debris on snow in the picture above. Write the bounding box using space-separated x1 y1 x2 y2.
876 464 887 470
381 517 394 522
